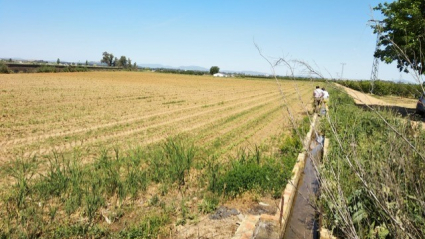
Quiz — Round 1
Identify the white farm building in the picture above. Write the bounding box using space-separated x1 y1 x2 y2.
213 73 227 77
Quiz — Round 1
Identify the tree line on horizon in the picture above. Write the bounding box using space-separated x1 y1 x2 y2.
101 51 137 69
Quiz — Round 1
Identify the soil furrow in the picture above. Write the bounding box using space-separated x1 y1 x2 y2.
1 91 281 149
9 93 282 160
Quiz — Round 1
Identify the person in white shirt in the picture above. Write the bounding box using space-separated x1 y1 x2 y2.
313 86 323 113
321 88 329 112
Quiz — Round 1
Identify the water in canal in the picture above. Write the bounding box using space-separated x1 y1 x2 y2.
283 136 322 239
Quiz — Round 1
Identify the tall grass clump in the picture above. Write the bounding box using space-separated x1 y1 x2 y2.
0 146 152 238
2 156 42 238
148 136 196 188
210 147 289 198
209 118 307 198
1 138 198 238
118 213 170 238
318 87 425 238
0 131 305 237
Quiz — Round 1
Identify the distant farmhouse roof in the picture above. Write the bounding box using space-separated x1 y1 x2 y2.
213 73 227 77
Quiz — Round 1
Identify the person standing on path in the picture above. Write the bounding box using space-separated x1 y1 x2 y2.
313 86 323 113
321 87 329 112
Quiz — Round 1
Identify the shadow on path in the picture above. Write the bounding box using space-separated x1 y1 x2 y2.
356 104 425 123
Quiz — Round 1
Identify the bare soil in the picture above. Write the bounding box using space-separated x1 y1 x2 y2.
0 72 316 165
339 85 389 105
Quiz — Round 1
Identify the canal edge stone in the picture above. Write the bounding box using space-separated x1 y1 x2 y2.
231 114 319 239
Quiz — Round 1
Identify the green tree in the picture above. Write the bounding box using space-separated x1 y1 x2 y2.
101 51 115 66
0 62 11 73
85 60 88 66
210 66 220 75
373 0 425 74
57 58 60 64
117 56 127 67
127 58 132 69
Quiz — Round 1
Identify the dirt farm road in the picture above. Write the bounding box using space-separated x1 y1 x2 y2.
340 85 389 106
339 84 425 127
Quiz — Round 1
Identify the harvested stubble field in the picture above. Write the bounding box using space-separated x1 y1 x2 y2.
0 71 316 238
1 72 314 165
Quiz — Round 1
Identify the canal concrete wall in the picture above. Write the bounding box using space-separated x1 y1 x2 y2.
232 114 319 239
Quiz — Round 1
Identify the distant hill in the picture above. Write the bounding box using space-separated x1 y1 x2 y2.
226 70 268 76
178 65 208 71
138 64 208 72
138 63 175 69
136 64 268 75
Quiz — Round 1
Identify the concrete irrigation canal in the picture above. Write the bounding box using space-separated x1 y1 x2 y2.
232 115 328 239
283 135 322 239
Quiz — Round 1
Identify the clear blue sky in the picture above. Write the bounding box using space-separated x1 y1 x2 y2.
0 0 414 82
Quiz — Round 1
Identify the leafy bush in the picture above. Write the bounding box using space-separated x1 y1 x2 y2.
0 62 11 73
153 68 206 75
339 80 423 98
62 66 88 72
280 133 303 157
37 65 56 73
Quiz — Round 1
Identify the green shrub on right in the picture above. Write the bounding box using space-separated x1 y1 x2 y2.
319 87 425 238
339 80 423 98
